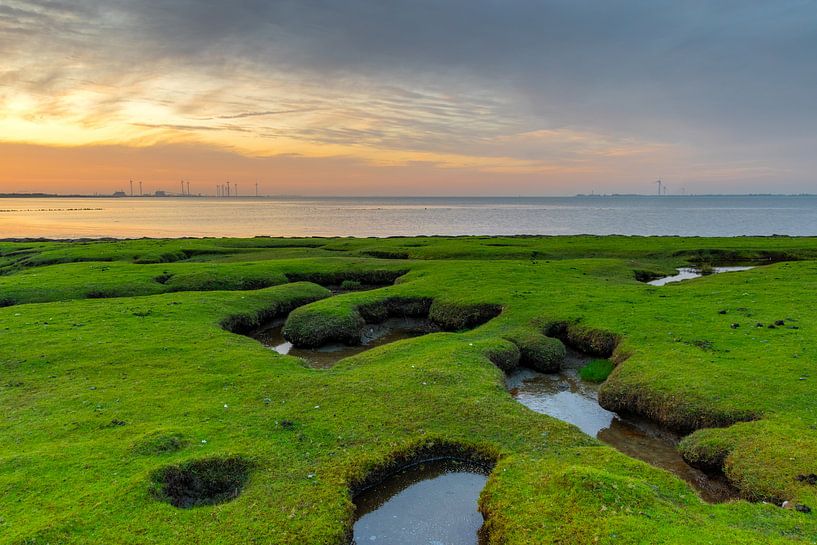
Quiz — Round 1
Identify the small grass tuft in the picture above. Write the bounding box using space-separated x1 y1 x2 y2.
132 431 190 455
579 359 614 382
340 279 362 290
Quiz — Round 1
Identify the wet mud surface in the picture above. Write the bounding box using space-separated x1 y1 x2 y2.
507 350 738 502
250 317 438 368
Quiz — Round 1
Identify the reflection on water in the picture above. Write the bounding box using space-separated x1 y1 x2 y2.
506 367 614 436
647 266 754 286
4 196 817 238
507 350 738 502
250 317 437 368
351 459 488 545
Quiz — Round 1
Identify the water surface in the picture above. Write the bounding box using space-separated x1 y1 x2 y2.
3 195 817 238
647 266 754 286
351 459 488 545
506 351 737 502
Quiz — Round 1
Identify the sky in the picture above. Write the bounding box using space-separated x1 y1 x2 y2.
1 1 816 196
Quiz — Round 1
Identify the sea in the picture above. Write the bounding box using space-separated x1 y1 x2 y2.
1 195 815 239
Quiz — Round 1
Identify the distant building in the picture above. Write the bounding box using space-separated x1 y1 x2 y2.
113 191 127 197
154 190 167 197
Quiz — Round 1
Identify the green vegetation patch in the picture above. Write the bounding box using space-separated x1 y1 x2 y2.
579 359 615 382
132 431 191 456
2 236 817 543
504 330 566 373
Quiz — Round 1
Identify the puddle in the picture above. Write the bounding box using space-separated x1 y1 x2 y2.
506 350 738 503
351 458 488 545
647 266 754 286
249 317 438 368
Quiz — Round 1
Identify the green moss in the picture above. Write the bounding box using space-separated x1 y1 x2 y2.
474 338 521 372
282 304 365 347
579 359 614 382
428 300 502 331
357 296 432 323
547 321 620 357
132 431 190 456
504 330 566 373
2 236 817 543
220 282 331 334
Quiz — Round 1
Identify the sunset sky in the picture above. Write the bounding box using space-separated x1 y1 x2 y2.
1 1 816 196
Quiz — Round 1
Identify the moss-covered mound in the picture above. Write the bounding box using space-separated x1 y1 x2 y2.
504 330 566 373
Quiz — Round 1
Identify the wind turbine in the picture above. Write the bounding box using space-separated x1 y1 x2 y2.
655 179 663 196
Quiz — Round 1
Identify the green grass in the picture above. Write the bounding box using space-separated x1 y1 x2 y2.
580 359 615 382
1 236 817 544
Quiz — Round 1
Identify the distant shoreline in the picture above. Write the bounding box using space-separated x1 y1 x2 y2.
0 193 815 199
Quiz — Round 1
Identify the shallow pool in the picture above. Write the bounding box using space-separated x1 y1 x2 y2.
351 458 488 545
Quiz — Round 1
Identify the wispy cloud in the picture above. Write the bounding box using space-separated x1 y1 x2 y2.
1 1 816 193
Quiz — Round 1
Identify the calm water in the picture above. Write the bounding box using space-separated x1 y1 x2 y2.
2 195 816 238
646 266 754 286
351 459 488 545
506 350 737 502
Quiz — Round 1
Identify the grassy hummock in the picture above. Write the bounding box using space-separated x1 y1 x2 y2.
1 235 817 544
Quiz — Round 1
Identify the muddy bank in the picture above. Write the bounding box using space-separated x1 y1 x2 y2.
506 349 738 502
250 316 438 367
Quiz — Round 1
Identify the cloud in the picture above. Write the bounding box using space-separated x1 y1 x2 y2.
1 1 816 192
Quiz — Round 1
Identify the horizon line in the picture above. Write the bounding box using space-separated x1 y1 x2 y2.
0 192 816 199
